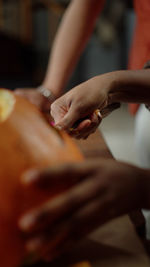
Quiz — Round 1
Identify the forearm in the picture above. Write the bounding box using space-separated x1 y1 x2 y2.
109 69 150 104
43 0 104 97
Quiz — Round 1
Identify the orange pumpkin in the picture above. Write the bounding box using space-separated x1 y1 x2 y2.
0 89 83 267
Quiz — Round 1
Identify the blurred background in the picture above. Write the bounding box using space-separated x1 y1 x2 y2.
0 0 138 164
0 0 135 89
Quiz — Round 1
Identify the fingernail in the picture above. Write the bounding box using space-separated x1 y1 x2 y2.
19 214 35 231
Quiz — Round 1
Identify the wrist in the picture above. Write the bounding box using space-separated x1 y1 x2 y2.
42 79 64 99
108 71 124 103
37 86 56 103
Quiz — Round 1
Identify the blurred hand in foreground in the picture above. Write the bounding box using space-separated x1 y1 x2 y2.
19 158 147 261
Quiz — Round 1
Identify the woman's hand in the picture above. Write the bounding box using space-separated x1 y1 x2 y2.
51 73 120 139
15 88 52 114
19 159 146 261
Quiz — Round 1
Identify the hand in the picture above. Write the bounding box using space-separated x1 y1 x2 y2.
19 159 145 261
51 74 120 139
15 88 52 114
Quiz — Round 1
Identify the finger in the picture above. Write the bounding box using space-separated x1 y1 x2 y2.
52 192 115 243
70 117 100 139
72 119 91 132
71 110 101 132
76 131 95 140
50 101 68 126
25 222 71 261
70 126 97 140
73 127 97 140
21 162 94 188
19 169 105 233
25 193 113 259
52 97 89 131
66 196 116 240
70 103 119 139
55 107 81 131
67 119 92 137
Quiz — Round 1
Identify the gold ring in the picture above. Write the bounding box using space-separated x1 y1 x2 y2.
94 109 102 119
69 109 102 132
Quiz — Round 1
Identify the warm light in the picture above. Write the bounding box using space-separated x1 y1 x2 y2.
0 89 15 122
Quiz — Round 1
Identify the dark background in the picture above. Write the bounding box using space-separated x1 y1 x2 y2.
0 0 135 90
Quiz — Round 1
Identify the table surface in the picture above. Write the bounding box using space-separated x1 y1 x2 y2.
31 130 150 267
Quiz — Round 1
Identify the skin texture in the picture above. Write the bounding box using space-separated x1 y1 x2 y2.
50 72 117 138
15 87 103 139
15 0 150 262
15 0 105 138
42 0 105 96
18 68 150 261
51 69 150 137
19 159 150 260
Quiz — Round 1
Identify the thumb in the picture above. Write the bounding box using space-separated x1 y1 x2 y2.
55 107 80 130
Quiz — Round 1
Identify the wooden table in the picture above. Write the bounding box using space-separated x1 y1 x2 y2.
30 130 150 267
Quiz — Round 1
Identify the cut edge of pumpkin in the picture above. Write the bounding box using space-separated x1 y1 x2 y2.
0 89 15 122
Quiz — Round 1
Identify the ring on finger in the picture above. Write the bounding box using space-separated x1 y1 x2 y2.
94 109 102 120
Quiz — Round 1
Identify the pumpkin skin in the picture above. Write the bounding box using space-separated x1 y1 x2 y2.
0 89 83 267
